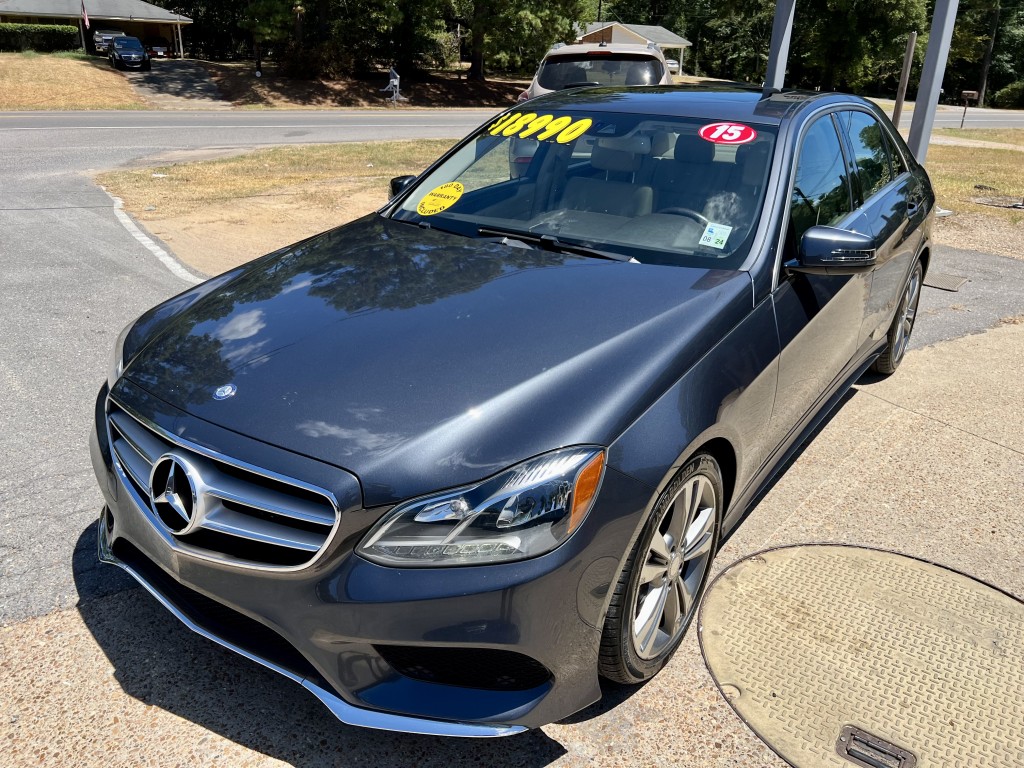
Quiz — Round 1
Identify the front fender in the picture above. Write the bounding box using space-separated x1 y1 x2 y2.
607 294 780 533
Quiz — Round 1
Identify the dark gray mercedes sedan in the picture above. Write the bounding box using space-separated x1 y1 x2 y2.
90 86 933 736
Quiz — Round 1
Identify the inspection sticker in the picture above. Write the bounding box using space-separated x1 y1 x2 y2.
417 181 464 216
699 223 733 250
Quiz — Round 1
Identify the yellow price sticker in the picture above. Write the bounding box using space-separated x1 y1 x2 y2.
488 113 593 144
417 181 464 216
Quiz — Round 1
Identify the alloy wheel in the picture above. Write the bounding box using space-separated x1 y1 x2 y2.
631 473 718 660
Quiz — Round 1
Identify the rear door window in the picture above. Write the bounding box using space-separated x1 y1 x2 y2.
838 111 894 202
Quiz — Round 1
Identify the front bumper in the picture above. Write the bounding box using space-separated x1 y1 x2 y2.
90 381 652 735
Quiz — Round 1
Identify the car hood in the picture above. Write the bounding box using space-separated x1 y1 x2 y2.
124 215 751 505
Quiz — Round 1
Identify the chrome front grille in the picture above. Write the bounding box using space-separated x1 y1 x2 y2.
107 400 339 569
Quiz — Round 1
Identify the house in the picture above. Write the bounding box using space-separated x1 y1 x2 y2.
0 0 192 55
578 22 690 67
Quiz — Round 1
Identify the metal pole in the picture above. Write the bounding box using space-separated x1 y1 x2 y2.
907 0 960 163
78 18 87 52
891 31 917 130
764 0 796 92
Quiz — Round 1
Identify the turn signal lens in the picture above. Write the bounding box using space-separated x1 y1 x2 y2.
357 447 606 567
569 452 604 534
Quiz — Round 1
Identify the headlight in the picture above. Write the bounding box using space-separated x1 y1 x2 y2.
107 318 136 388
357 448 605 567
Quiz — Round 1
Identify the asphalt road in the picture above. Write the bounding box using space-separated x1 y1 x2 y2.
1 109 1023 630
895 104 1024 130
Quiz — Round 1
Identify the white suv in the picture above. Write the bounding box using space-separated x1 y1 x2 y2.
518 42 672 102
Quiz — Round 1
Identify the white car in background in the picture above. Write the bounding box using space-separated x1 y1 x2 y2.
518 42 672 102
665 58 680 75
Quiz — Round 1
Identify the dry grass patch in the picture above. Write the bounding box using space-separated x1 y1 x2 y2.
0 52 148 110
935 128 1024 147
97 140 455 274
927 143 1024 218
98 140 454 217
926 142 1024 259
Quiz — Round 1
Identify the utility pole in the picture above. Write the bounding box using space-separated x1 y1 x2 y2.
764 0 796 92
908 0 960 163
892 31 917 130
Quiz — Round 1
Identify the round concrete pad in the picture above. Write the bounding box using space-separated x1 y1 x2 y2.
699 545 1024 767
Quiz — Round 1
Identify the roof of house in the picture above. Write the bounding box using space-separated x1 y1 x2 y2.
0 0 191 23
580 22 689 47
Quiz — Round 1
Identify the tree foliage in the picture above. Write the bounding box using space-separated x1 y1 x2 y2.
151 0 1024 101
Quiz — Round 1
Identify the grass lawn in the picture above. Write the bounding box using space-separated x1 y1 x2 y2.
933 127 1024 147
98 140 454 218
0 51 148 110
927 143 1024 223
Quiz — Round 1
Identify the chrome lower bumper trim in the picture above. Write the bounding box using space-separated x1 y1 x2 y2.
97 517 527 738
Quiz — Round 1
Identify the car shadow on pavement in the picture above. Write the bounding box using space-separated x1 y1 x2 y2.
72 523 568 766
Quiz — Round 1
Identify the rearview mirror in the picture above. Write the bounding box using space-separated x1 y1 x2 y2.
389 175 417 199
788 226 877 276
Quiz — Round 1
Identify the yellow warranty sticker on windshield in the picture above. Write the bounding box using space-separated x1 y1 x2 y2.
417 181 464 216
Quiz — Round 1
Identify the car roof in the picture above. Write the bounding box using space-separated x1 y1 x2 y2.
523 85 870 126
544 42 666 59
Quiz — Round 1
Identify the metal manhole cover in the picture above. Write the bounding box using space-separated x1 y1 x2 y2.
699 545 1024 767
923 272 969 292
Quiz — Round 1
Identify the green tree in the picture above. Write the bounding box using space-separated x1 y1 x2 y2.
452 0 586 80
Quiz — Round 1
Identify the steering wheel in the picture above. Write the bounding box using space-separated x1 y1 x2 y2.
657 207 709 226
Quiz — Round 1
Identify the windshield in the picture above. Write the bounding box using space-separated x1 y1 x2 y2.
390 107 777 269
538 54 664 89
114 38 143 50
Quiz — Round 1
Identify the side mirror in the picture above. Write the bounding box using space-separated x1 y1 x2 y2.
788 225 877 275
389 175 417 199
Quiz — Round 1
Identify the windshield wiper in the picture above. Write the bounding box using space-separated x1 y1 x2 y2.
477 227 633 262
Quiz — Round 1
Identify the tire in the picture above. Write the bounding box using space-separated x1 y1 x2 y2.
872 258 923 376
599 453 723 684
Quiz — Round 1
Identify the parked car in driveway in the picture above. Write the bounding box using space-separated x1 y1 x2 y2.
92 28 125 53
108 36 151 71
91 85 932 737
665 58 680 74
518 41 672 102
143 36 173 58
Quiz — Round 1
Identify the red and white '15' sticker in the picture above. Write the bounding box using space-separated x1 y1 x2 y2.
698 122 758 145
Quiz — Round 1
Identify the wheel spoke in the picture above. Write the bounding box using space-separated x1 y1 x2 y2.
640 561 668 586
649 532 671 562
663 578 682 634
681 566 701 616
666 488 688 547
634 583 668 654
684 506 715 561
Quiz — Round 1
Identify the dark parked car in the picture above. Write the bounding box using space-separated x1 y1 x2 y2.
91 86 932 736
109 36 150 71
143 36 173 58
